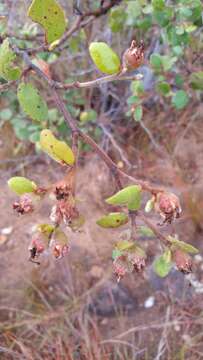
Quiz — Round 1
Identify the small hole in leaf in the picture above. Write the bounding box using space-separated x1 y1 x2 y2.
116 219 120 223
54 11 58 15
44 16 47 19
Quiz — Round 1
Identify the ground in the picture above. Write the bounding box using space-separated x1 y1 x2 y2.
0 121 203 360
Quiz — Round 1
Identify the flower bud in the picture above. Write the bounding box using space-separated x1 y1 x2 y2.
173 249 192 274
29 235 45 264
52 243 69 259
54 184 70 201
128 251 146 272
113 255 129 282
122 40 144 71
154 192 181 224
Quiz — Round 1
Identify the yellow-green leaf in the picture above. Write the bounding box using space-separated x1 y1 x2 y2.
138 226 154 237
28 0 66 44
0 39 21 81
168 236 198 254
53 228 68 245
69 215 85 231
96 212 128 228
89 42 121 75
116 240 135 251
8 176 37 195
106 185 142 211
40 129 75 166
37 224 55 238
17 83 48 122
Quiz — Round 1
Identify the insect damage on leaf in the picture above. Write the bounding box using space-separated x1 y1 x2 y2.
28 0 67 44
96 212 128 228
17 83 48 122
0 38 21 81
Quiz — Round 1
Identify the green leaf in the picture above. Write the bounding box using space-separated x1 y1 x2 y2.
96 212 128 228
80 110 97 123
156 81 171 96
37 224 55 238
189 72 203 90
153 251 172 278
112 248 122 260
153 7 173 27
172 90 189 110
108 6 126 32
106 185 142 211
89 42 121 75
1 108 12 121
69 215 85 231
161 55 177 71
40 129 75 166
17 83 48 122
152 0 165 11
133 105 143 122
53 228 68 246
8 176 37 195
131 80 144 96
168 236 199 254
28 0 66 44
0 39 21 81
138 226 154 237
116 240 135 251
127 95 139 105
150 53 162 70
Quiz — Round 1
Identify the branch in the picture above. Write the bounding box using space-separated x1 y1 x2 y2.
13 45 163 195
24 1 120 55
139 213 169 246
54 73 143 90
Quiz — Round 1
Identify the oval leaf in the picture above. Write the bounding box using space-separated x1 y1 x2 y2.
40 129 75 166
172 90 189 110
138 226 154 237
37 224 55 238
96 212 128 228
89 42 121 75
168 236 198 254
116 240 135 251
28 0 66 44
8 176 37 195
0 39 21 81
106 185 142 211
153 251 172 278
17 83 48 122
133 105 143 122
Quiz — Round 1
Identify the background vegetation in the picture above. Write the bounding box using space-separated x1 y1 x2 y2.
0 0 203 359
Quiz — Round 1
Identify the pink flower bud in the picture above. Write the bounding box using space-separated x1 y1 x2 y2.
154 192 181 224
173 249 192 274
13 194 34 215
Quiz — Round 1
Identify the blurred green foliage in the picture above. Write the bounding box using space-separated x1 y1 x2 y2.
0 0 202 148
